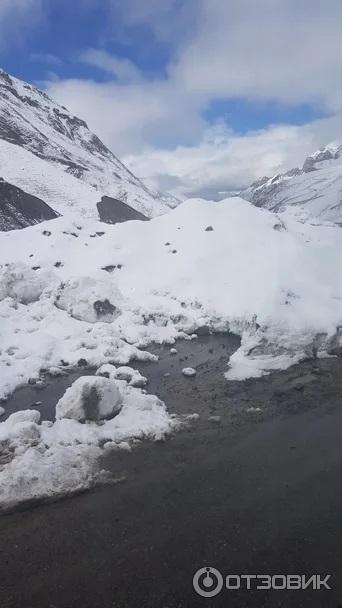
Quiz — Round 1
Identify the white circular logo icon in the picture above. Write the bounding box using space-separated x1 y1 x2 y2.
193 567 224 597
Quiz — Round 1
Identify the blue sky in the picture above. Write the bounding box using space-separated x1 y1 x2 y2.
1 2 171 82
1 2 326 133
0 0 341 197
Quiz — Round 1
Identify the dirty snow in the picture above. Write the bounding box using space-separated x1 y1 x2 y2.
0 379 176 510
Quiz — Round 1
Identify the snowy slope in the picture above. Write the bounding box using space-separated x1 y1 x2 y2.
0 139 100 218
242 144 342 223
0 69 178 218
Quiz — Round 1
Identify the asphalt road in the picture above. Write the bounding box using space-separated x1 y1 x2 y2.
0 338 342 608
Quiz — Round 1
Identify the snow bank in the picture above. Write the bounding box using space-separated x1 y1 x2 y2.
0 381 176 510
1 195 342 507
0 198 342 396
1 198 342 390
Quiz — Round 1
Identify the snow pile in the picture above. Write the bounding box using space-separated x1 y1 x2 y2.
0 378 176 510
1 195 342 507
56 376 122 422
1 196 342 390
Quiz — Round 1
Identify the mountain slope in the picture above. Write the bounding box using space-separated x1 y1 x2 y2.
0 178 58 231
242 144 342 223
0 69 178 219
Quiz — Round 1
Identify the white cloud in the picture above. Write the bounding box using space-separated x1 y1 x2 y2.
0 0 43 48
45 0 342 197
79 49 141 83
30 52 63 66
47 77 206 155
171 0 342 111
123 121 326 199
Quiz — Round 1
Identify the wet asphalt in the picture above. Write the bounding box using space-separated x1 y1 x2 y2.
0 334 342 607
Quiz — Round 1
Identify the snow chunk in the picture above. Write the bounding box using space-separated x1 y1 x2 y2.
96 364 147 387
55 277 123 323
95 364 117 379
182 367 197 377
56 376 122 422
115 366 147 387
0 263 48 304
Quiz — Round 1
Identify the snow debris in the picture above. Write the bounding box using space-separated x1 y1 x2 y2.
208 415 221 423
55 376 122 422
186 413 200 421
95 364 147 387
0 262 50 304
55 277 123 323
182 367 197 377
47 366 67 377
1 197 342 393
170 347 178 355
0 382 177 510
1 195 342 507
0 407 5 418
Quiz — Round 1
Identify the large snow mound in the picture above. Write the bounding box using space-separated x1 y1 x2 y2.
1 196 342 392
1 195 342 508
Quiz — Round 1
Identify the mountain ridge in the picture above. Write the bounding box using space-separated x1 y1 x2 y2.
241 143 342 222
0 68 178 221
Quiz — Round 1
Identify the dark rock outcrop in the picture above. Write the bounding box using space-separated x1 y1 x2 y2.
0 178 58 231
97 196 149 224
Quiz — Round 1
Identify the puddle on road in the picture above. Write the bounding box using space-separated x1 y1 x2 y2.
1 333 241 422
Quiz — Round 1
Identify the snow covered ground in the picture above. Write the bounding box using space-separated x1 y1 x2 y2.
1 196 342 507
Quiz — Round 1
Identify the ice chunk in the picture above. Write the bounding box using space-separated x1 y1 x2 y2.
56 376 122 422
182 367 197 377
55 277 123 323
0 263 47 304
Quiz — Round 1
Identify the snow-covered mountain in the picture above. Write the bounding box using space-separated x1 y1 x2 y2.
0 69 178 221
242 144 342 223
